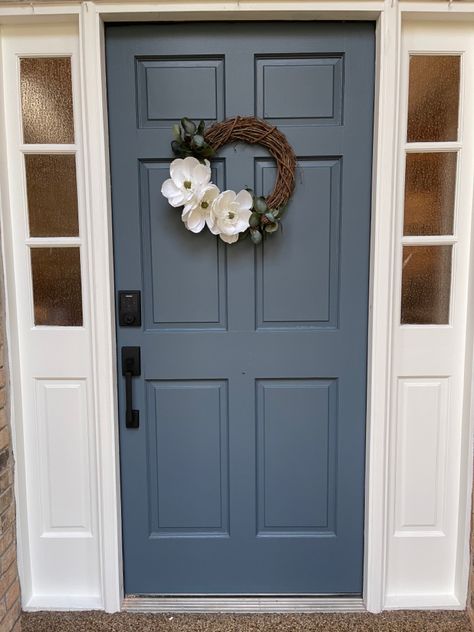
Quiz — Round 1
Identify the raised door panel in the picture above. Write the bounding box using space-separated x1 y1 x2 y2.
256 56 344 125
146 380 229 537
140 161 227 328
256 379 337 536
256 159 341 328
137 57 225 127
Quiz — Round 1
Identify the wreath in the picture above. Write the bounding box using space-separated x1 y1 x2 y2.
161 116 296 244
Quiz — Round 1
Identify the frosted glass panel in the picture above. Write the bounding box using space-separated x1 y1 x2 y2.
20 57 74 144
31 248 83 326
404 152 456 236
401 246 452 325
407 56 460 143
25 154 79 237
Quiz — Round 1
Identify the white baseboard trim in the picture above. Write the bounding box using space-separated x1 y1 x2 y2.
384 594 463 610
122 596 366 613
24 595 104 611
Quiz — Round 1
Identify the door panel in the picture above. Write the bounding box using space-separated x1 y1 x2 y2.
106 21 375 595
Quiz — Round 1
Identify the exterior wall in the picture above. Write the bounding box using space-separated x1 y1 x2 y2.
471 481 474 628
0 253 20 631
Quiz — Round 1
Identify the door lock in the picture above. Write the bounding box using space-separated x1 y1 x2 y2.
118 291 141 327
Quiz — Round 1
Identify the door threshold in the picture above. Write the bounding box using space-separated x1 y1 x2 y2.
122 595 365 613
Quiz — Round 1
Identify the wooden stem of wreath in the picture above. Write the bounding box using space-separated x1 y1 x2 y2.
204 116 296 210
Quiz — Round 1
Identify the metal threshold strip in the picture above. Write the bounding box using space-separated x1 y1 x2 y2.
122 595 365 613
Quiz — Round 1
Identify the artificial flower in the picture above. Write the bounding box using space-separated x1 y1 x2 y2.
208 189 253 244
182 184 220 233
161 156 212 212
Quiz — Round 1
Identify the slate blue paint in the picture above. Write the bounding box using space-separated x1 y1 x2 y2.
106 21 375 595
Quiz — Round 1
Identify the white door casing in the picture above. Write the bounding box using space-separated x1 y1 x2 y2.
0 0 472 615
385 20 474 608
0 22 103 609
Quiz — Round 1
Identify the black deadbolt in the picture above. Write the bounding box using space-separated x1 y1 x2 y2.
118 291 141 327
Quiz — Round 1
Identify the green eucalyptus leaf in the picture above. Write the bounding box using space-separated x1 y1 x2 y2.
172 124 181 141
265 221 279 234
200 145 215 158
249 212 260 228
271 208 280 218
197 120 206 135
254 196 268 214
171 140 183 155
192 134 205 149
265 211 275 223
250 229 263 245
181 117 197 135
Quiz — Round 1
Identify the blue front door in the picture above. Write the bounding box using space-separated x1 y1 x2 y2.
107 21 374 595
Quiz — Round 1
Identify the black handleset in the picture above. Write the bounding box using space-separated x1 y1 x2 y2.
121 346 141 429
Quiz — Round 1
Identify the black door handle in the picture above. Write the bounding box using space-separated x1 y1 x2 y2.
122 347 140 429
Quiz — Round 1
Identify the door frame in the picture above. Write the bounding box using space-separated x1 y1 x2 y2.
82 4 398 613
1 0 474 616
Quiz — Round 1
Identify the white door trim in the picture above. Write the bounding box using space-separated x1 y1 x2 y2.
0 0 473 616
78 2 399 614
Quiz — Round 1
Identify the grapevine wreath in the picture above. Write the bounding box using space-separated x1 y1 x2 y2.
161 116 296 245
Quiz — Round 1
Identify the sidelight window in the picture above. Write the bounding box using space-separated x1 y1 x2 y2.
400 54 461 325
19 57 83 326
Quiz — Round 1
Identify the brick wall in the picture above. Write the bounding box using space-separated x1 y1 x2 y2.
0 280 20 630
471 476 474 630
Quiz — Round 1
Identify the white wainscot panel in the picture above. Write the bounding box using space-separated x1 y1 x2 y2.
36 379 92 537
394 377 449 536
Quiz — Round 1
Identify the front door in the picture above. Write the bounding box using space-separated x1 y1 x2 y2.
107 22 374 595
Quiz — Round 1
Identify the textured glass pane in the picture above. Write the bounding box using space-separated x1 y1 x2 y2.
20 57 74 144
25 154 79 237
407 55 460 143
401 246 452 325
404 152 457 236
31 248 83 326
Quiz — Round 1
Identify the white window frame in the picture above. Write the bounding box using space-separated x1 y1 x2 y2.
0 0 472 616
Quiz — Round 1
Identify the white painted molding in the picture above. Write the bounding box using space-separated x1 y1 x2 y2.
26 595 103 612
0 23 34 608
363 1 401 614
0 21 102 607
384 20 474 609
384 594 463 610
78 3 123 613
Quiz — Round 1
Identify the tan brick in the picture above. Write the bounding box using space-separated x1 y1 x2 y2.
0 468 12 496
0 527 14 556
0 561 17 598
0 489 12 516
5 580 19 611
0 409 7 432
1 598 21 632
11 620 21 632
0 427 9 452
1 543 16 575
1 504 15 532
0 449 10 476
0 598 7 622
0 389 8 409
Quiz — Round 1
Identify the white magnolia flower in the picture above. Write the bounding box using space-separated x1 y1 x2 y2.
161 157 212 212
182 185 220 233
208 189 253 244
